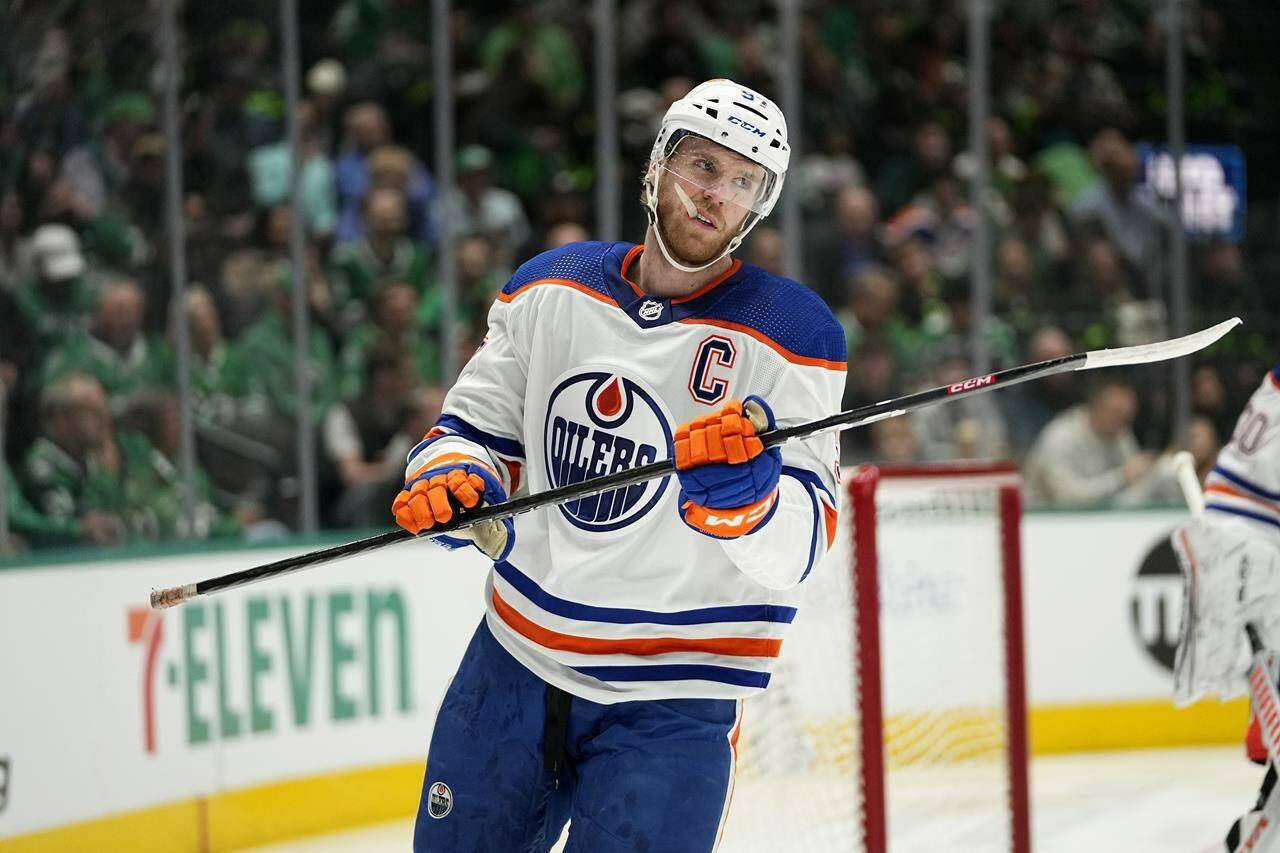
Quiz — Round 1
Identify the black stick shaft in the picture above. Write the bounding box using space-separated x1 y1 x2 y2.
186 351 1083 600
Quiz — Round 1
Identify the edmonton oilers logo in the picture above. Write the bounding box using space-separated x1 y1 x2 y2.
544 370 672 532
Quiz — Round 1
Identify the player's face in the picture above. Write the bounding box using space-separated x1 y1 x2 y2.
655 136 768 266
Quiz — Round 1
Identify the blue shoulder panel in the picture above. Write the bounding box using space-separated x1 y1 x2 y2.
502 241 620 298
687 263 847 365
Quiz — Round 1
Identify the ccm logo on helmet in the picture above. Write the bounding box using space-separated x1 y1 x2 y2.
947 374 996 394
727 115 767 138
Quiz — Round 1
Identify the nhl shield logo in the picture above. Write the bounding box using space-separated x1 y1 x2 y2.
427 781 453 819
638 299 664 321
544 369 672 532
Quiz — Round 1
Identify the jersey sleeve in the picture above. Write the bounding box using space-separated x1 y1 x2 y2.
403 294 529 494
720 325 846 590
1203 362 1280 535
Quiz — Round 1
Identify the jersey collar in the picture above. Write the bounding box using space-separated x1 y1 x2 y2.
605 243 743 330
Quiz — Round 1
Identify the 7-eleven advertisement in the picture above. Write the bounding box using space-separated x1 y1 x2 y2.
0 540 489 840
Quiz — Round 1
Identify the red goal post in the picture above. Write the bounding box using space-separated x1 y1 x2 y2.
850 462 1029 853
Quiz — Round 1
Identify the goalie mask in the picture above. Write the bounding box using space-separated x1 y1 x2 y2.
643 79 790 273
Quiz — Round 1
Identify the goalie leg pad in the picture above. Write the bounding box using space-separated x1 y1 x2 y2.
1171 518 1280 706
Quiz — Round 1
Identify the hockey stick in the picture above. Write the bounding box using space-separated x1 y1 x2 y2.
150 317 1241 608
1173 450 1205 518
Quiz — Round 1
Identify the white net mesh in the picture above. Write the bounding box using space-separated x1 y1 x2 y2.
718 466 1025 853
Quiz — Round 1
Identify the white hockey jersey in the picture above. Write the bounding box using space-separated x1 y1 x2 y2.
406 241 846 703
1205 363 1280 551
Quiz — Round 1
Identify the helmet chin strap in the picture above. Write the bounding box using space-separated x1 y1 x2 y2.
644 167 752 275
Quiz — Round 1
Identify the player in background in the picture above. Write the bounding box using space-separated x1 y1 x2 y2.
390 79 845 851
1172 362 1280 852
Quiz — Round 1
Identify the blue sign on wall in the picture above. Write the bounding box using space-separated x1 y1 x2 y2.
1136 144 1246 242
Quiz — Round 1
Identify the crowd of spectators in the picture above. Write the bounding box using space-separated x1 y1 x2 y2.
0 0 1275 554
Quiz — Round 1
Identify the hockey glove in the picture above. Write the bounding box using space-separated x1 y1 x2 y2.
392 460 515 561
674 396 782 539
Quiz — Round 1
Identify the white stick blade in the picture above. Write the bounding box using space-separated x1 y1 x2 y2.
1080 317 1241 371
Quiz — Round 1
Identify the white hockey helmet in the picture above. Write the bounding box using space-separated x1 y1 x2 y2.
644 79 791 272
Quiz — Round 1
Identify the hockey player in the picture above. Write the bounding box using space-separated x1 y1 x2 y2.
1172 362 1280 852
391 79 845 851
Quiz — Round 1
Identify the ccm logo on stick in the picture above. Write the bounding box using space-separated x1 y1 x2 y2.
947 374 996 394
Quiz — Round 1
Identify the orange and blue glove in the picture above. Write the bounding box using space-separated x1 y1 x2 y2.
391 460 515 561
673 395 781 539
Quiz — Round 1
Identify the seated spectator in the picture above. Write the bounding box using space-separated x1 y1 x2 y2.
445 145 532 265
1025 377 1158 507
887 236 945 328
16 223 96 350
235 273 338 425
808 186 885 309
953 116 1028 204
1001 326 1082 458
60 92 155 219
1191 364 1234 442
0 191 26 291
1074 237 1167 347
304 59 347 154
329 186 430 327
993 235 1042 334
456 235 510 331
333 102 433 243
367 145 433 241
884 173 976 279
323 345 417 526
247 101 338 239
875 121 953 217
799 128 867 214
1071 128 1169 301
154 287 255 425
1195 240 1262 318
21 375 125 545
746 226 785 276
841 340 904 462
838 266 921 373
41 276 165 403
1007 174 1073 287
869 416 921 466
1185 414 1222 486
338 281 441 399
910 347 1010 462
381 385 447 482
544 221 589 251
118 392 239 541
920 277 1019 371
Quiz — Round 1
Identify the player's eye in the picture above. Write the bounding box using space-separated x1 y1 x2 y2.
693 157 715 173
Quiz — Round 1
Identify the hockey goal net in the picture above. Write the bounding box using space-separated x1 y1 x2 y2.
720 463 1030 852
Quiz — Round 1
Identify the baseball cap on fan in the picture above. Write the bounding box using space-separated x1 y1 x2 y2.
32 224 86 282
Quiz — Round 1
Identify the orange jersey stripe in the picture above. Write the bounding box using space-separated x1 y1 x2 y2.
497 277 618 308
491 587 783 659
1205 483 1280 512
677 316 847 371
618 244 646 298
501 459 522 495
406 452 499 484
672 259 742 304
822 501 839 549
